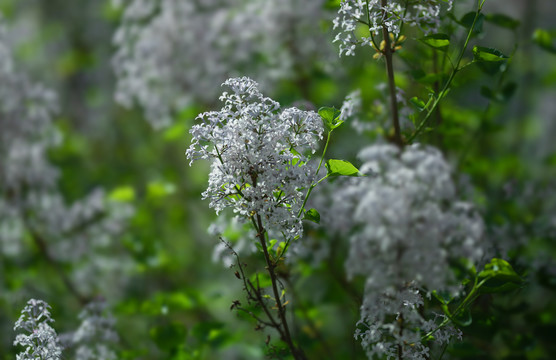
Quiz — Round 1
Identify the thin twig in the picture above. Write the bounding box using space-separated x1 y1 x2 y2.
255 214 307 359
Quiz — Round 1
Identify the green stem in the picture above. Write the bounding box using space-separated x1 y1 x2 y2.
297 131 332 218
422 277 486 341
408 0 486 143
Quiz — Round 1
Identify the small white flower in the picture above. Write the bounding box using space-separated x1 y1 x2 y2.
113 0 333 128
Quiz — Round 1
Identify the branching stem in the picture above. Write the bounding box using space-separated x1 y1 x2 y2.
408 0 486 143
297 131 331 219
254 214 306 359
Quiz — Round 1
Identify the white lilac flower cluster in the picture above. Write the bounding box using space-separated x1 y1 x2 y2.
355 285 462 360
14 299 63 360
187 77 323 240
333 0 453 56
25 190 135 297
112 0 332 128
70 299 119 360
329 143 483 358
0 16 59 195
0 14 59 256
0 15 133 297
339 89 362 122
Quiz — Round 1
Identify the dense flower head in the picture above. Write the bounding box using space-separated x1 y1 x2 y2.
333 0 454 56
0 18 59 195
25 190 135 296
14 299 62 360
338 144 484 290
71 299 119 360
187 77 323 239
113 0 332 128
325 143 483 357
356 284 462 360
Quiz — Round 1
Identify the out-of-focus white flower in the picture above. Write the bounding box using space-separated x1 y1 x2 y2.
356 284 462 360
113 0 333 128
325 143 483 357
349 83 413 135
339 89 362 122
341 143 484 291
14 299 63 360
187 77 323 240
0 15 133 297
24 190 135 296
70 299 118 360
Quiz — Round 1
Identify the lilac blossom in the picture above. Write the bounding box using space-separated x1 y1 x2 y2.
70 299 119 360
333 0 454 56
326 143 483 357
14 299 63 360
187 77 323 240
112 0 333 128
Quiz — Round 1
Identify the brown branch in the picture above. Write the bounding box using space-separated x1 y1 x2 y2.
381 0 404 147
225 240 287 343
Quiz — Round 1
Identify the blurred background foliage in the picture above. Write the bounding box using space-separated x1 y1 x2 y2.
0 0 556 359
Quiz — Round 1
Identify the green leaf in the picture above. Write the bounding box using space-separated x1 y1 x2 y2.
480 86 495 101
500 82 518 101
533 29 556 54
478 258 522 293
473 46 509 62
480 83 517 102
191 321 227 347
109 186 135 202
275 241 286 257
163 121 187 141
150 322 187 351
410 97 426 111
479 281 522 294
432 290 453 305
250 273 272 288
412 72 447 85
147 181 176 199
460 12 485 34
419 33 450 51
479 258 521 281
452 308 473 327
303 208 321 224
325 159 361 177
318 106 343 132
454 257 477 278
485 13 520 30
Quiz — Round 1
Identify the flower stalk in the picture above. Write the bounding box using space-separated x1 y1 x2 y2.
381 0 404 147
